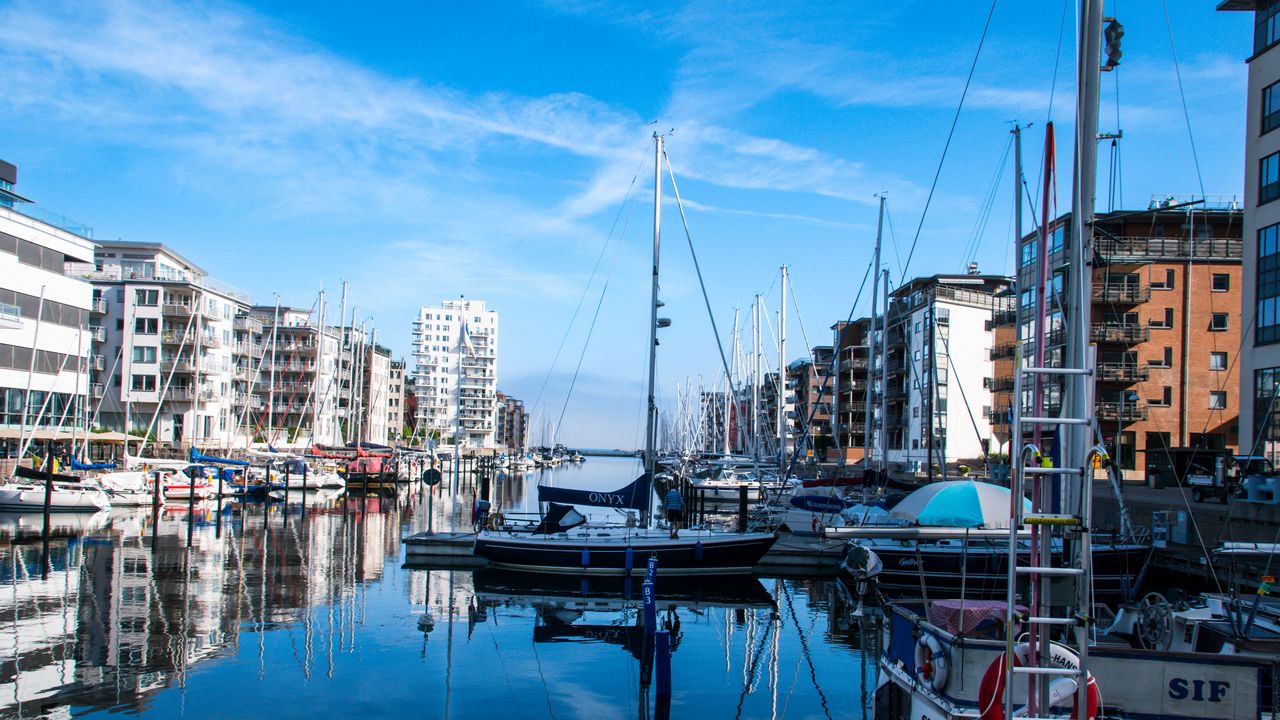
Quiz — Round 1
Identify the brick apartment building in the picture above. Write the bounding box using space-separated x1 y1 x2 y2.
1002 202 1242 481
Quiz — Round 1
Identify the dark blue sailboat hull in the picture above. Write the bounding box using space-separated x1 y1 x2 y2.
474 531 778 576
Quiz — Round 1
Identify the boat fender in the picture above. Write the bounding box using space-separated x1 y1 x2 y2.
582 547 590 568
625 547 635 572
977 643 1100 720
694 541 703 561
913 634 949 692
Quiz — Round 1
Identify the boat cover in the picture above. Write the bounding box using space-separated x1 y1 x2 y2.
189 448 250 466
530 503 587 534
537 473 652 511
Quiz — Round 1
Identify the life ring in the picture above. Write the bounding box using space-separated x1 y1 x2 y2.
978 642 1100 720
914 633 950 692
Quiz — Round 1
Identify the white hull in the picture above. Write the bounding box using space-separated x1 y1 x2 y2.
0 483 111 513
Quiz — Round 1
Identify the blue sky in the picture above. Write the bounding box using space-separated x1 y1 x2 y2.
0 0 1253 447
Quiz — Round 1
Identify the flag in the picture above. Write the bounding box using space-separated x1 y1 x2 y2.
461 321 477 355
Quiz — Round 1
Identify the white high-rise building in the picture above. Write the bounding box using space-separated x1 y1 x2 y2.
0 159 95 455
412 299 498 448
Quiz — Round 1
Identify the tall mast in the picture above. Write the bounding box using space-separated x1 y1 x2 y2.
1012 122 1022 461
879 269 889 472
267 297 280 446
644 133 663 483
751 296 762 462
867 196 884 469
777 265 788 474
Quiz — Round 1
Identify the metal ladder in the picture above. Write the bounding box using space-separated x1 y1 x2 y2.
1004 348 1096 720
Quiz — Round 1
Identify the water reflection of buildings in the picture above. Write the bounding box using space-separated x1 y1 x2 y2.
0 492 417 716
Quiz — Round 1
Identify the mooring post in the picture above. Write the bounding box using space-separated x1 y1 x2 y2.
284 463 291 505
646 554 658 586
40 468 53 580
186 470 196 547
737 484 749 532
643 581 656 634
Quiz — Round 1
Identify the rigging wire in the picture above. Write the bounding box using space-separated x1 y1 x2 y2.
960 133 1015 270
1159 0 1207 197
531 143 651 419
663 147 740 401
898 0 999 284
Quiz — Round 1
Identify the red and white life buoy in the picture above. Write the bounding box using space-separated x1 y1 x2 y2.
914 633 950 693
978 642 1100 720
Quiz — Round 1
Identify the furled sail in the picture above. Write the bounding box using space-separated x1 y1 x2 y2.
189 448 251 466
537 473 652 511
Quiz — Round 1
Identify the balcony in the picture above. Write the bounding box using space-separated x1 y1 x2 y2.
234 316 265 333
989 376 1015 393
1096 401 1149 422
1090 323 1150 345
1092 284 1150 304
91 383 103 399
1098 362 1150 384
162 302 199 317
161 329 190 345
988 308 1017 328
1094 235 1242 263
161 357 195 373
89 355 105 371
90 298 108 314
989 342 1018 360
89 325 106 343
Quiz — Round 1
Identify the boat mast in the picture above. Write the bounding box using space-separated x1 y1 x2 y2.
866 197 883 471
777 265 788 475
727 308 739 455
644 133 663 485
267 296 280 446
1011 122 1022 461
879 269 889 473
752 295 762 463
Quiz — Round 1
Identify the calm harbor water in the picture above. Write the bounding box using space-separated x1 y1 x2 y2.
1 458 874 719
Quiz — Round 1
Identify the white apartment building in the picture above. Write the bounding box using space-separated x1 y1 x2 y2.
86 241 250 449
875 274 1013 469
412 298 499 448
0 160 95 447
359 341 392 445
1223 1 1280 460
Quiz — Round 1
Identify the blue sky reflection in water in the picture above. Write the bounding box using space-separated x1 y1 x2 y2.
0 460 872 719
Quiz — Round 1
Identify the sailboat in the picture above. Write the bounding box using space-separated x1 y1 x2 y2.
472 134 778 576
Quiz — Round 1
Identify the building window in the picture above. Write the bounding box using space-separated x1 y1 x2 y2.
135 318 158 335
1150 308 1174 329
1210 352 1228 371
1150 386 1173 407
131 374 156 392
1020 240 1037 267
132 346 157 364
1256 368 1280 461
1209 391 1227 410
1212 274 1230 292
1148 346 1174 368
1259 222 1280 345
134 289 159 306
1210 313 1229 331
1257 0 1280 55
1262 151 1280 206
1267 80 1280 135
1151 269 1175 290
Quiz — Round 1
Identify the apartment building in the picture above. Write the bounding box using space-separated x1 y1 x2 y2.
0 160 95 450
874 274 1012 470
831 318 872 463
1222 1 1280 464
357 342 392 445
81 241 254 449
412 298 499 448
494 392 529 451
248 306 342 447
1012 204 1242 479
786 349 835 461
388 359 406 443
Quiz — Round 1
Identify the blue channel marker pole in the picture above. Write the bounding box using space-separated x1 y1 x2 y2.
643 581 656 634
